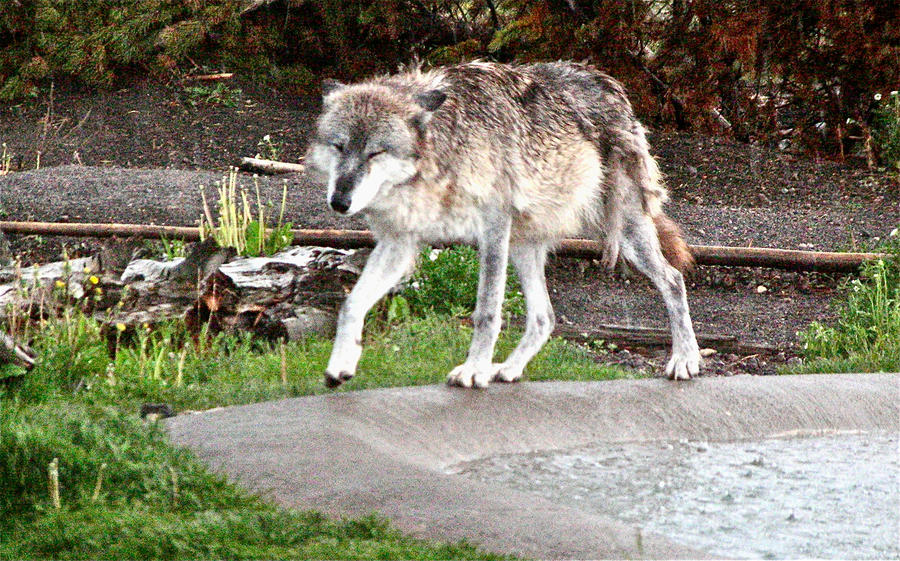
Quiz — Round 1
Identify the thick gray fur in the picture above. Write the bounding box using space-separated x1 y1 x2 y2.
306 61 701 388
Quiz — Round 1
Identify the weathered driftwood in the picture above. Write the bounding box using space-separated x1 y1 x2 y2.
112 245 362 341
239 157 305 175
0 242 362 350
186 72 234 82
2 221 888 272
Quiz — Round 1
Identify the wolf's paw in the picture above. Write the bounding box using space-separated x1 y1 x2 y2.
323 369 354 388
665 348 701 380
491 362 524 383
446 363 492 389
324 341 361 388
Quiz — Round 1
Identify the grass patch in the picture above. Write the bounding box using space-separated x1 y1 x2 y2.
791 241 899 373
3 304 624 559
15 314 628 412
0 400 506 560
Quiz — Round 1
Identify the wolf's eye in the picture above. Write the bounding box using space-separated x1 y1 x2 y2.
367 150 385 160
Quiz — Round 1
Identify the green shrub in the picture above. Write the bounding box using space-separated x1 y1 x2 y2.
797 239 899 372
181 83 242 108
872 91 900 171
399 246 525 318
0 1 242 100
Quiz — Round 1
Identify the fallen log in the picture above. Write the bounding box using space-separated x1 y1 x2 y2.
239 157 305 175
554 324 779 356
1 221 888 272
112 245 361 341
557 239 888 273
0 243 363 346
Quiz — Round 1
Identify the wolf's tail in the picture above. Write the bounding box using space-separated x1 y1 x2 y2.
652 213 695 273
602 124 694 273
638 140 695 273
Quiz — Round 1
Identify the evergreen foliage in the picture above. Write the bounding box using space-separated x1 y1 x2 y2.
1 1 897 161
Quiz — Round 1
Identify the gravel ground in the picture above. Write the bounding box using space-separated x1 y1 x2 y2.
1 76 897 375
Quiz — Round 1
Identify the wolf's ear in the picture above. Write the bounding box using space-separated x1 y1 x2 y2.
414 90 447 112
322 79 345 98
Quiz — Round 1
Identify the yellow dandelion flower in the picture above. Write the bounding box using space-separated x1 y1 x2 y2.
89 275 100 285
55 280 66 289
116 323 127 332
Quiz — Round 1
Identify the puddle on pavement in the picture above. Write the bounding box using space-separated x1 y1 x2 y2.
453 432 899 559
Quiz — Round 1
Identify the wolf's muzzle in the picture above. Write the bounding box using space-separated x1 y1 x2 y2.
330 172 356 214
330 194 351 214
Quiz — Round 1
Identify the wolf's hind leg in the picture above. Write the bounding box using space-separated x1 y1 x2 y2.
447 215 512 389
325 238 417 387
491 243 554 383
620 214 701 380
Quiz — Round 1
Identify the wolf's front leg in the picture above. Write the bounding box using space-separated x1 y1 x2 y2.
447 216 512 389
325 238 417 387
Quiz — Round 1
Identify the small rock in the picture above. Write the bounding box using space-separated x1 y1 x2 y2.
787 356 803 367
756 285 768 294
140 403 175 421
744 357 761 371
686 165 698 176
699 348 718 358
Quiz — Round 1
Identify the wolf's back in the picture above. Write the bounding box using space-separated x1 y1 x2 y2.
378 62 690 270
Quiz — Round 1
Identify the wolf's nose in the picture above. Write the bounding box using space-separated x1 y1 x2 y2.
330 196 350 214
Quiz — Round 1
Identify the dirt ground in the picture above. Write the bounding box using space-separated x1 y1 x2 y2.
1 75 898 376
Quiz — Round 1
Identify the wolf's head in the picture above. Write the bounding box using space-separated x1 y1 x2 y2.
307 80 446 216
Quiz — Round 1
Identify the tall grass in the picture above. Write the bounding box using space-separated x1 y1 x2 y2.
200 168 293 257
795 242 899 372
12 312 627 412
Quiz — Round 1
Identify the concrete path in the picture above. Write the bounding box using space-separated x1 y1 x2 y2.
166 374 898 559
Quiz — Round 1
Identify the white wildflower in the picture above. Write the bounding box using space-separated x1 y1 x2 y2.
874 93 882 101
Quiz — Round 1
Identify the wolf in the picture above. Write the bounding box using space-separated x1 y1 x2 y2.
306 61 702 388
